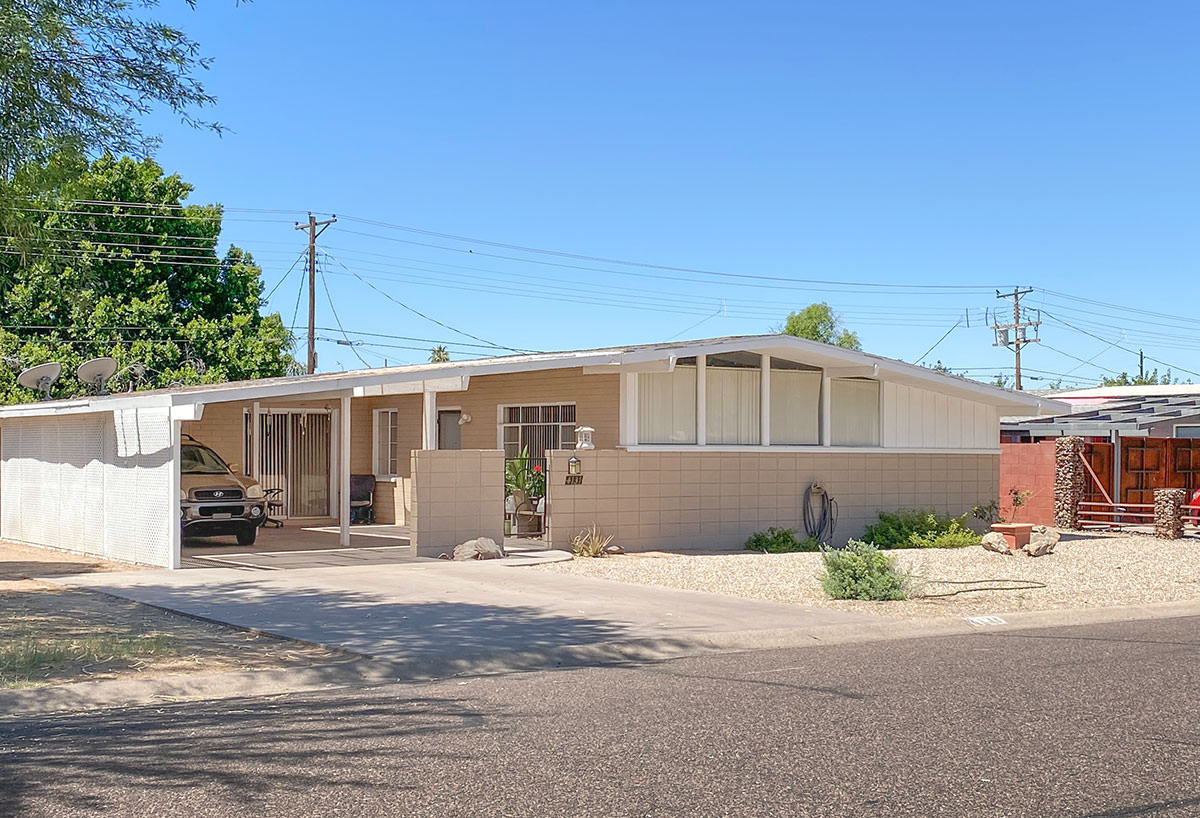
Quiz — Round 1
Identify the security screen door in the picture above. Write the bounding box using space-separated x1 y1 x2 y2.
245 409 332 518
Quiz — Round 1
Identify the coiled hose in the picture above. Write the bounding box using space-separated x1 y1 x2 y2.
803 483 838 545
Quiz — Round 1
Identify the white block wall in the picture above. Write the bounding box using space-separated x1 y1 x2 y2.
1 408 176 567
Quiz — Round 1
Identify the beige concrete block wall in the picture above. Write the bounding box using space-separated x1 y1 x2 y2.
410 450 504 556
547 450 999 551
438 368 620 451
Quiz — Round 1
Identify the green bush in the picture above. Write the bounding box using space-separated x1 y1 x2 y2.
819 541 910 601
861 509 981 549
744 526 822 553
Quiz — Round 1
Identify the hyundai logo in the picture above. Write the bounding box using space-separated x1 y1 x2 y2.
212 491 224 498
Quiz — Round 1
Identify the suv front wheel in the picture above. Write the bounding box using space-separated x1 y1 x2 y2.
236 526 258 547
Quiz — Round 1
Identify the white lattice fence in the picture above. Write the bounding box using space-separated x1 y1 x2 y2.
1 408 177 567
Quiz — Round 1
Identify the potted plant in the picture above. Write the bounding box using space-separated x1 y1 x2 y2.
988 488 1034 550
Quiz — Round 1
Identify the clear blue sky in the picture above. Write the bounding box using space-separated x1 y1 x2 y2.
140 1 1200 386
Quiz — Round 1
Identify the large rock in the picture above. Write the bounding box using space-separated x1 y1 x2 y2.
1024 525 1060 557
452 537 505 561
981 532 1011 554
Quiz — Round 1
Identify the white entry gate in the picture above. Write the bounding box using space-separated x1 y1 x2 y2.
244 408 333 519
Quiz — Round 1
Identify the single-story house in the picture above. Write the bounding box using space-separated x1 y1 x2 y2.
0 334 1064 567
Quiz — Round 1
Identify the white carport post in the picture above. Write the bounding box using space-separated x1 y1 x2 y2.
421 389 438 450
339 393 352 547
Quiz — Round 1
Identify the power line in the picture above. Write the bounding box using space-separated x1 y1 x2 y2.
914 317 962 365
1040 310 1200 379
336 213 1006 291
323 250 530 353
317 257 370 368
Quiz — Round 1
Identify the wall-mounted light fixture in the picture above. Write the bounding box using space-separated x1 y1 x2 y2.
568 455 582 476
458 413 472 426
574 425 595 450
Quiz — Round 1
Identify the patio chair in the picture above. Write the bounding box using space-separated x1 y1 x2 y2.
350 474 376 524
509 488 541 536
261 487 285 528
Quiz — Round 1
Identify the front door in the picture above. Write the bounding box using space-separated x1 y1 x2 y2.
438 410 462 450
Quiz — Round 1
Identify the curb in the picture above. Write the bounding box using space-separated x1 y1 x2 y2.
3 598 1198 718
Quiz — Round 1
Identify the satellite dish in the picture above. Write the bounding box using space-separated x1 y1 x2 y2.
76 357 118 395
17 362 63 401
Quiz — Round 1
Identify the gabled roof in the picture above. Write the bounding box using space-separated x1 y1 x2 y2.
1003 394 1200 437
0 334 1068 419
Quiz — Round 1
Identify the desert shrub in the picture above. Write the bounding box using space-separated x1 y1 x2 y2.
819 541 910 601
571 524 616 558
861 509 981 549
745 526 822 553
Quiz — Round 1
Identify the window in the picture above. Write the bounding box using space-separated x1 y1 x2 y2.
374 409 400 476
830 378 880 446
638 359 697 444
706 352 761 444
500 404 577 458
770 359 821 444
1176 425 1200 439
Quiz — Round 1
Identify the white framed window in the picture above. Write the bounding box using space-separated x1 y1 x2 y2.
500 403 577 458
1176 425 1200 439
373 408 400 476
705 352 761 445
638 360 697 444
830 378 880 446
770 362 821 444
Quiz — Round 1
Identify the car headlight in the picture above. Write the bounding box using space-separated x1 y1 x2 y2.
245 483 264 499
180 489 187 501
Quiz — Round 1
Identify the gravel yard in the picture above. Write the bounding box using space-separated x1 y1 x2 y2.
536 531 1200 618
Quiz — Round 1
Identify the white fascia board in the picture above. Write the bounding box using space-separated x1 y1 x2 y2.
581 357 676 375
354 375 471 397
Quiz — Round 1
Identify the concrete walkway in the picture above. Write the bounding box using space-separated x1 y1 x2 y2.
55 559 883 667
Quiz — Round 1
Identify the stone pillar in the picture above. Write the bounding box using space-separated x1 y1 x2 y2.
1154 488 1186 540
1054 436 1086 530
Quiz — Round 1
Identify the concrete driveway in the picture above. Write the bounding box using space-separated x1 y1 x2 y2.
55 558 884 674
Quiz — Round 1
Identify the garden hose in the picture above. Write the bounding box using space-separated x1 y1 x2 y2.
913 577 1047 598
803 483 838 545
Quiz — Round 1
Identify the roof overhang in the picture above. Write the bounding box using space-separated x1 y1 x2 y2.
0 333 1068 420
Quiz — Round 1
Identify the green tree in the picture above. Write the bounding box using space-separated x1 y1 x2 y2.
1099 369 1176 387
0 154 294 403
429 345 450 363
0 0 221 182
782 303 861 350
929 360 952 374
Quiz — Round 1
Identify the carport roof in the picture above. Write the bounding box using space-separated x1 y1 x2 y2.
0 333 1067 418
1003 394 1200 437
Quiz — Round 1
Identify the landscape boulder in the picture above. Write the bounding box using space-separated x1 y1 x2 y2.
1023 525 1060 558
981 532 1011 554
452 537 506 561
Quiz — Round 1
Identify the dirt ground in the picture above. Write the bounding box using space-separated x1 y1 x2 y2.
0 541 342 689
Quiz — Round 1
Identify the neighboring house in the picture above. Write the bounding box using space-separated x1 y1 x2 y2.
0 334 1063 568
1002 387 1200 510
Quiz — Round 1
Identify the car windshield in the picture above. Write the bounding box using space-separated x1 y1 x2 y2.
181 444 232 475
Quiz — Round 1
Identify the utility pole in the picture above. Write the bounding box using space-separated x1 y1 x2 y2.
294 213 337 374
991 288 1040 390
1139 349 1145 382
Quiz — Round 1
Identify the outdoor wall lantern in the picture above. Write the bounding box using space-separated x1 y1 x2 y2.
574 425 595 450
568 456 582 476
458 413 472 425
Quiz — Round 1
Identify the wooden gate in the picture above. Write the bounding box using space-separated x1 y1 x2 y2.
1081 443 1113 503
1117 438 1200 505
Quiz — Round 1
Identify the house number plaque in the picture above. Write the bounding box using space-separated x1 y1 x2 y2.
564 474 584 485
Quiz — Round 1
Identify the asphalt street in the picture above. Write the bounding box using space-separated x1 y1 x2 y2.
2 615 1197 818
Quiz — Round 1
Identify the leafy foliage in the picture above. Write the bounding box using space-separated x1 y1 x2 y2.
0 0 221 180
1099 369 1176 386
571 524 616 558
504 446 545 496
0 154 294 402
429 345 450 363
744 526 821 553
861 509 982 549
782 302 861 350
819 540 910 601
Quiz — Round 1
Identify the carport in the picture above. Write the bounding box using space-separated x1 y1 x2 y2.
0 367 472 569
